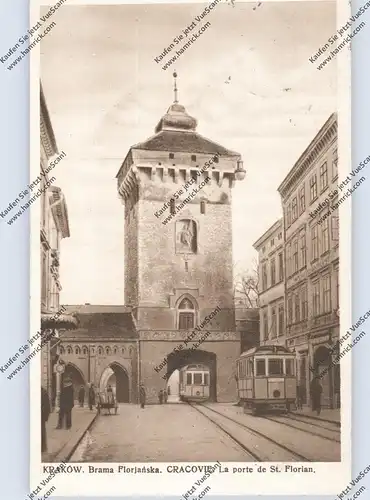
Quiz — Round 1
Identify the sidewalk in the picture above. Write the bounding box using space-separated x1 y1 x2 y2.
290 406 341 426
42 406 98 463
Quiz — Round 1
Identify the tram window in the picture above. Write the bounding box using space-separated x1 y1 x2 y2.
186 373 192 384
194 373 202 385
285 359 295 375
268 359 284 375
247 359 253 376
256 359 266 376
204 373 209 385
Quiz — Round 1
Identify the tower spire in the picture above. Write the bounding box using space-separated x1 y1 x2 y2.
173 71 178 104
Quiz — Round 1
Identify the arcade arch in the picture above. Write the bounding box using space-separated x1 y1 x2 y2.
63 363 86 399
99 363 130 403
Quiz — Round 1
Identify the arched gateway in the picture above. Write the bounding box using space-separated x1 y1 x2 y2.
165 349 217 402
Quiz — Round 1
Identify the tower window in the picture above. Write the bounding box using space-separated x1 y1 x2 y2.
170 198 176 215
185 261 189 272
191 155 196 162
178 298 196 330
169 153 174 159
200 200 206 215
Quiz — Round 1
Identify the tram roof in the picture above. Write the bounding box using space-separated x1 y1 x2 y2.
183 363 210 371
239 345 293 357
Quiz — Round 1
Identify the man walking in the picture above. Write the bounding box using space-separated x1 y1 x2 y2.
163 388 168 404
88 383 96 411
78 385 85 407
158 389 163 404
57 378 74 429
139 384 146 409
41 386 51 453
310 376 323 415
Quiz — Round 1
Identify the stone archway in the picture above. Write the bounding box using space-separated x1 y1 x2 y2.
164 349 217 402
100 363 130 403
63 363 86 400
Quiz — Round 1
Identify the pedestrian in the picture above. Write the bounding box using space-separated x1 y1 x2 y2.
167 386 171 396
78 385 85 407
163 389 168 404
310 376 323 415
57 378 74 429
41 386 51 453
296 382 303 410
88 383 96 411
107 385 114 404
158 389 163 404
139 384 146 409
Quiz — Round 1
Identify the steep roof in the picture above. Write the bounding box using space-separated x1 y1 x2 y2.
132 129 240 157
60 312 137 340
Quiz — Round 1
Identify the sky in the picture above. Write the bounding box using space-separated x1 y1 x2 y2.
40 1 337 305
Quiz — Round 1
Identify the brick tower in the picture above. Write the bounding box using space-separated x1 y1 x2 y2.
116 75 246 402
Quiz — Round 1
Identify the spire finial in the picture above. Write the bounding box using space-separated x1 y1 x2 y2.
173 71 178 104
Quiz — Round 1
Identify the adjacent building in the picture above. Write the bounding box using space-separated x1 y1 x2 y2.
254 113 339 409
278 112 339 408
40 85 75 404
253 219 285 347
235 306 260 353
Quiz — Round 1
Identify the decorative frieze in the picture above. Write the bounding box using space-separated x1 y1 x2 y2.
139 330 239 341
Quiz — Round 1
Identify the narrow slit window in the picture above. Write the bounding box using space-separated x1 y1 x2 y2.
170 198 176 215
200 200 206 214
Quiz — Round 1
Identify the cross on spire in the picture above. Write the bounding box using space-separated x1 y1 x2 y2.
173 71 178 104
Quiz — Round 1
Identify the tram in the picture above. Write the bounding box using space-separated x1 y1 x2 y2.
236 345 297 415
179 364 210 402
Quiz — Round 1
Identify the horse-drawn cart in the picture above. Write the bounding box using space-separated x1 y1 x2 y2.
97 389 118 415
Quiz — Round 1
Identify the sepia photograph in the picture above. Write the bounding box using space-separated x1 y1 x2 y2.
28 0 352 495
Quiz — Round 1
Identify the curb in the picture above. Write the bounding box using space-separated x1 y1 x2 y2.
289 411 341 427
54 411 99 463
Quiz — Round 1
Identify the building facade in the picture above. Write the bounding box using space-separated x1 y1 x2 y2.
253 219 285 347
40 85 71 402
278 113 339 408
116 88 246 403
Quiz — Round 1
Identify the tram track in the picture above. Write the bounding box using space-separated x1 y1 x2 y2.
287 412 341 429
189 403 311 462
261 415 340 443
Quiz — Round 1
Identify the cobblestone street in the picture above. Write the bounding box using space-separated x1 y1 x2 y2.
69 403 341 463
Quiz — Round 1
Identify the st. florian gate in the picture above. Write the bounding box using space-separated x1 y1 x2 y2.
139 330 240 404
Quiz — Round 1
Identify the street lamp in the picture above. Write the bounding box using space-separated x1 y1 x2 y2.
54 358 66 412
235 159 246 181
